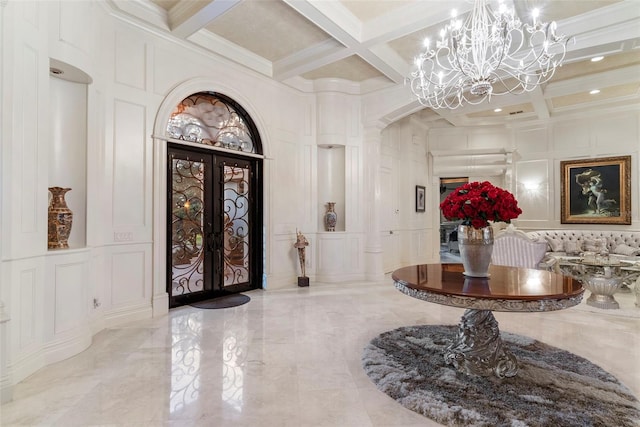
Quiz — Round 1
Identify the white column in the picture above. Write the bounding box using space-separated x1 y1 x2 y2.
152 138 169 317
1 0 14 403
363 123 385 281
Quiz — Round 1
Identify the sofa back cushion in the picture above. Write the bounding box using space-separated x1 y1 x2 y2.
528 230 640 253
613 243 640 256
582 237 608 253
545 236 564 252
563 239 583 255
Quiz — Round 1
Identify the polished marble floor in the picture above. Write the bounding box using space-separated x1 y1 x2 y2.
1 274 639 427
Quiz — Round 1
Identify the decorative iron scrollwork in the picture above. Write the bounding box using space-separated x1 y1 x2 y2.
223 163 250 287
171 159 205 296
167 92 256 153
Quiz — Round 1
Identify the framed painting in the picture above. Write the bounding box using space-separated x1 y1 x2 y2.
560 156 631 224
416 185 426 212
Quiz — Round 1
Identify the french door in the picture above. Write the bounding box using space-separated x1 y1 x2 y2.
167 144 262 307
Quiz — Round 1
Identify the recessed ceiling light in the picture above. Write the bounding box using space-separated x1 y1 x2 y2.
591 56 604 62
494 108 502 113
49 67 64 75
590 89 601 95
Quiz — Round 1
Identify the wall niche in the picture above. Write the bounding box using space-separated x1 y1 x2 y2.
48 58 92 249
317 145 345 232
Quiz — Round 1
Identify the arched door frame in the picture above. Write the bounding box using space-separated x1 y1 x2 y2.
151 78 271 317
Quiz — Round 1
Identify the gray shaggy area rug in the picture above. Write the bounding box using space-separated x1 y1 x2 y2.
362 325 640 427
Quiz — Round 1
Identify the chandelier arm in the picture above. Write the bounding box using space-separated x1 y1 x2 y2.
491 26 510 80
518 25 566 71
407 0 569 109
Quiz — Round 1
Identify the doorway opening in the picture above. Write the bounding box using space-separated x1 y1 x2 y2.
168 145 262 307
439 177 468 263
164 91 263 308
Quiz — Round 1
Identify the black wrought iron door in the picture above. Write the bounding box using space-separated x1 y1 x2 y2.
168 144 261 307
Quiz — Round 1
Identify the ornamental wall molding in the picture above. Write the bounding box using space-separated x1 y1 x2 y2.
430 148 514 178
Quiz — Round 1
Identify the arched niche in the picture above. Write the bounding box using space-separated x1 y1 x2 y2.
48 58 93 249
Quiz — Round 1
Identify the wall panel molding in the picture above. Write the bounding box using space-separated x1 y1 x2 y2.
112 99 146 228
114 30 147 90
110 249 148 306
20 44 39 234
53 262 87 335
18 269 36 350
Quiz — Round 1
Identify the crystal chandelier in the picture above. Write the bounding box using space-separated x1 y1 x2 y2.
409 0 571 109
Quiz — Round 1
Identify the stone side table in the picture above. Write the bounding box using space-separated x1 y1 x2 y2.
558 259 640 309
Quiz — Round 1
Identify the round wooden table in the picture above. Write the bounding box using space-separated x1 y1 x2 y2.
392 263 584 378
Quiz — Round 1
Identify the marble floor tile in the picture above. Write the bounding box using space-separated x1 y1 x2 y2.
1 275 639 426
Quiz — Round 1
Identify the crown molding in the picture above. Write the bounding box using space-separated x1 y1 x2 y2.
105 0 169 31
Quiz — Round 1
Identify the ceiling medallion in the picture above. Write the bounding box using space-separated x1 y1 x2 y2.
409 0 571 109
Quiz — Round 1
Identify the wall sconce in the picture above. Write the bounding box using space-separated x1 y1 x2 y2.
520 181 543 197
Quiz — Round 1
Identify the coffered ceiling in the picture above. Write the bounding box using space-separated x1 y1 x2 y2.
108 0 640 127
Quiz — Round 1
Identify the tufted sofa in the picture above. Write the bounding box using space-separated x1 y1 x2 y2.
526 230 640 259
526 229 640 307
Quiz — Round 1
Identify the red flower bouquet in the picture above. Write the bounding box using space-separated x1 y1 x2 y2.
440 181 522 229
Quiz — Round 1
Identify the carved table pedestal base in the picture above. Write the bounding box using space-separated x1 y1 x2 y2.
444 309 518 378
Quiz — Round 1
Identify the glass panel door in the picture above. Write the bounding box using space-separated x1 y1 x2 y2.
169 148 213 306
220 161 251 288
213 155 257 293
168 145 261 307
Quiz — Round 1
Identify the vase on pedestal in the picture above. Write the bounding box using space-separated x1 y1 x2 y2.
324 202 337 232
458 223 493 278
48 187 73 249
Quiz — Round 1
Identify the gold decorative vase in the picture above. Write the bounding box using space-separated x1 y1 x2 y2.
458 224 493 278
48 187 73 249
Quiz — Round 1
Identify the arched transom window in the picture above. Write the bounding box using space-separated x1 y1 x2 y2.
166 92 261 154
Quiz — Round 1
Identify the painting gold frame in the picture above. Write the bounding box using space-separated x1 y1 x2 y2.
560 156 631 224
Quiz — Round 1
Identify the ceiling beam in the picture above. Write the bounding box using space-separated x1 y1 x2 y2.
282 0 359 48
362 1 471 46
169 0 241 39
367 44 409 81
544 65 640 98
559 1 640 40
529 86 550 121
273 40 349 81
281 0 406 83
187 30 272 77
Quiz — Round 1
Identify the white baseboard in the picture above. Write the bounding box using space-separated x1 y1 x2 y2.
5 303 154 392
314 272 365 283
42 327 93 366
7 348 45 386
104 303 153 328
152 292 169 317
1 372 13 403
263 274 298 290
7 326 93 387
